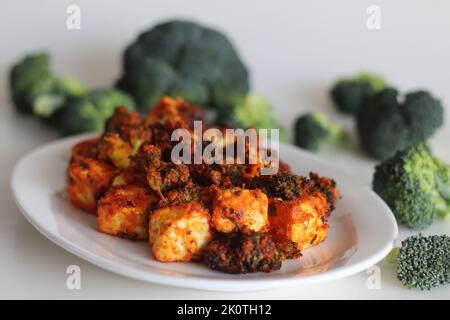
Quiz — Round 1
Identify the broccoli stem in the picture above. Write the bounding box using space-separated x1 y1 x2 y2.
386 247 400 264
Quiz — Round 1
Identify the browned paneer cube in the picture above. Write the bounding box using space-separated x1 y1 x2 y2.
211 187 269 234
67 158 117 213
97 185 158 240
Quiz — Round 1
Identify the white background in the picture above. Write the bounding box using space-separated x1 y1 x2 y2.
1 0 449 299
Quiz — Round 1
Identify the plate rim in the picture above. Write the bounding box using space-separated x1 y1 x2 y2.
11 134 399 292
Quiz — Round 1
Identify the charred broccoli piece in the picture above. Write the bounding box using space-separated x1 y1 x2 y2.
203 232 282 274
357 88 444 160
294 112 346 151
248 169 304 200
52 89 135 135
331 72 386 114
117 20 249 112
387 234 450 290
373 143 450 229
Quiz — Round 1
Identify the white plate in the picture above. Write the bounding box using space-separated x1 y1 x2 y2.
11 134 398 292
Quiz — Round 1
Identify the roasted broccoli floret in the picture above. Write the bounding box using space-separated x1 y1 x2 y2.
203 232 282 274
294 112 346 151
52 89 135 135
387 234 450 290
9 52 87 117
117 20 249 112
357 88 444 160
9 53 55 113
223 95 287 141
373 143 450 229
331 72 386 114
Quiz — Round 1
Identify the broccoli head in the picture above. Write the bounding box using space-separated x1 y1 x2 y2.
52 89 135 135
294 112 346 151
357 88 444 160
373 143 450 229
117 20 249 112
10 53 54 113
331 72 386 114
388 234 450 290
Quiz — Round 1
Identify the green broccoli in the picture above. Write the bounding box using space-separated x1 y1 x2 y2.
220 95 287 141
10 53 54 113
357 88 444 160
387 234 450 290
373 143 450 229
116 20 249 112
294 112 346 151
331 72 386 114
52 89 135 135
33 76 87 117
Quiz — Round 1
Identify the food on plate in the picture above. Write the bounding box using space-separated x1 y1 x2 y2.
373 143 450 230
67 158 117 213
357 88 444 160
387 234 450 290
294 112 346 151
203 232 282 274
150 202 212 262
98 185 158 240
66 96 339 274
211 187 269 234
331 72 386 115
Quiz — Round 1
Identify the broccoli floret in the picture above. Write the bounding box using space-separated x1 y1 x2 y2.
387 234 450 290
331 72 386 114
52 89 135 135
9 53 54 113
294 112 346 151
357 88 444 160
373 143 450 229
117 20 249 112
221 95 287 141
33 76 87 117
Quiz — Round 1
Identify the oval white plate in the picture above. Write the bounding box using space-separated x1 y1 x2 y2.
11 134 398 292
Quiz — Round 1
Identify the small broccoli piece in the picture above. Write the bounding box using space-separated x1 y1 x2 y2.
373 143 450 229
52 89 135 135
223 95 287 141
294 112 346 151
357 88 444 160
388 234 450 290
117 20 249 112
9 53 54 113
331 72 386 114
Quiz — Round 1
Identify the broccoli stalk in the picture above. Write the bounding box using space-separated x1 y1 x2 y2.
294 112 347 151
387 234 450 290
331 72 386 114
373 143 450 229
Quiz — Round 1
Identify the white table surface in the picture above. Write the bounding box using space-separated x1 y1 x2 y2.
1 0 449 299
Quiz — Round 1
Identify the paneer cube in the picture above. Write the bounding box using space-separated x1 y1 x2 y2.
67 158 117 213
97 133 134 170
269 192 330 251
211 188 269 234
149 202 212 262
97 185 157 240
70 137 99 163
